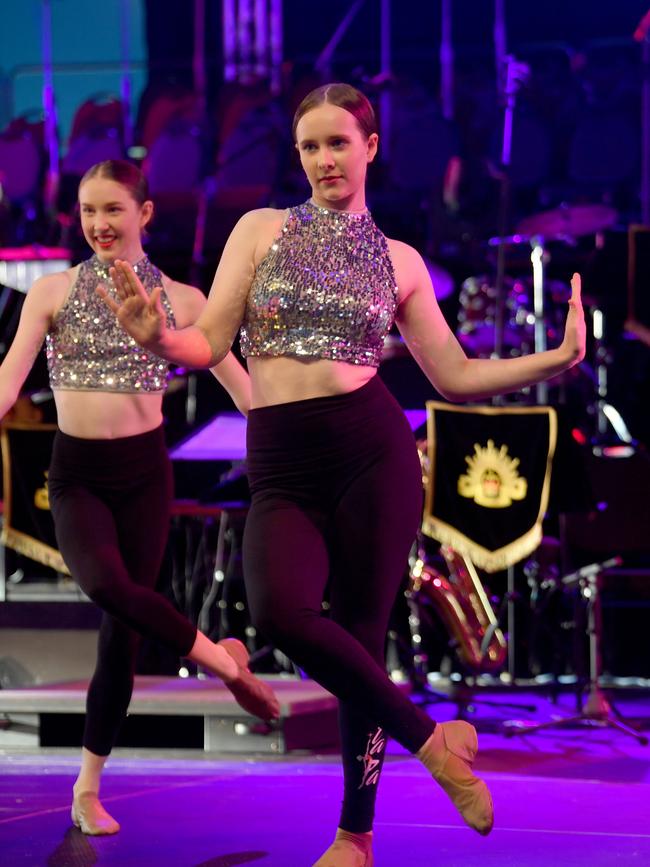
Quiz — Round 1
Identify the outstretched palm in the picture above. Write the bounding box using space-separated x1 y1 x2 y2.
561 272 586 364
97 259 166 350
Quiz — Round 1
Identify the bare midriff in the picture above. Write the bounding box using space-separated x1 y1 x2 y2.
53 390 163 439
248 356 376 408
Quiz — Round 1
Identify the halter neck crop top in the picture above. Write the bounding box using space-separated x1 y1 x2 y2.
240 201 398 367
46 255 175 393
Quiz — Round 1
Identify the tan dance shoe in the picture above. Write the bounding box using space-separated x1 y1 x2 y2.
217 637 280 722
71 791 120 836
417 720 493 835
312 829 374 867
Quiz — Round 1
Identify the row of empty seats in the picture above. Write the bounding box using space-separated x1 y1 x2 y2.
0 48 646 257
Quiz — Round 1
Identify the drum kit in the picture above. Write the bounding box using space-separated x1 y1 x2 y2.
381 200 633 446
457 273 571 358
453 202 635 443
457 203 617 361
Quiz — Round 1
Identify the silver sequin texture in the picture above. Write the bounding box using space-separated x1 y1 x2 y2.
240 201 398 367
46 255 175 392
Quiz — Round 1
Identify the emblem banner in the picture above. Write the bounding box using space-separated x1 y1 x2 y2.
1 423 69 574
422 403 557 572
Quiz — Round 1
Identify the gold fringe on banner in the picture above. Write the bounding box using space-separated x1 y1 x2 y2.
1 421 70 576
1 526 70 575
423 402 558 574
421 514 542 573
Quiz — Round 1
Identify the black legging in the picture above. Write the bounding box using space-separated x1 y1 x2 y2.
243 376 436 833
48 426 197 756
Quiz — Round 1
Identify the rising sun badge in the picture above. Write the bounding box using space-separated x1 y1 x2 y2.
34 472 50 510
458 439 527 508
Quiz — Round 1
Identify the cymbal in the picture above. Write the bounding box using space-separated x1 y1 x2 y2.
516 204 617 238
487 232 574 246
487 233 534 246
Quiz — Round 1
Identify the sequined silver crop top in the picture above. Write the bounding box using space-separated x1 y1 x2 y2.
240 201 398 367
46 255 175 393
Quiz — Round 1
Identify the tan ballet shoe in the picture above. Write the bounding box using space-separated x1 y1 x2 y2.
71 791 120 836
417 720 493 836
312 829 374 867
218 638 280 722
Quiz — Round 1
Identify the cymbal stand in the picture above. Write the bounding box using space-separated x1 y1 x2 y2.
493 55 530 361
504 557 648 744
529 236 548 404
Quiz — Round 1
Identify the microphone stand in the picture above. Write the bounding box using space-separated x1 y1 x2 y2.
504 557 649 744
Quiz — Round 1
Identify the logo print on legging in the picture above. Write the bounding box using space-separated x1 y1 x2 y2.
357 727 385 788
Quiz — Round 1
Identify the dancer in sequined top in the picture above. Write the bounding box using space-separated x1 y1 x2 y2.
46 253 177 391
0 160 279 838
105 85 585 866
240 200 397 365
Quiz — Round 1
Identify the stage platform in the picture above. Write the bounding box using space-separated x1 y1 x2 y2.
1 719 650 866
0 675 339 754
1 666 649 863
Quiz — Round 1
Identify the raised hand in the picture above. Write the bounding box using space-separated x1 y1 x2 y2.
97 259 167 351
560 272 586 365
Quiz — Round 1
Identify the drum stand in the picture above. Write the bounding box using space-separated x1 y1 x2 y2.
529 236 549 404
493 55 530 361
504 558 648 744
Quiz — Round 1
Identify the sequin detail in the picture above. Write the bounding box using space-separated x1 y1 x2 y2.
46 255 175 392
240 201 398 367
